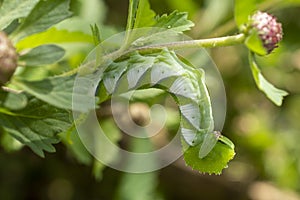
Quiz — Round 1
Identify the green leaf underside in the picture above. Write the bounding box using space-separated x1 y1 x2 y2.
249 52 288 106
0 95 71 157
12 0 72 41
245 30 267 56
183 141 235 175
0 0 39 30
13 75 97 112
19 45 65 66
16 27 93 50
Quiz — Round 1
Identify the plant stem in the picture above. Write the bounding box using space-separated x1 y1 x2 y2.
135 33 246 53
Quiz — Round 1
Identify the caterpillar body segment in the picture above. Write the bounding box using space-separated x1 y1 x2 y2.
98 49 218 158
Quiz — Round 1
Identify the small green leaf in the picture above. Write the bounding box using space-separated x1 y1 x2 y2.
16 27 93 50
234 0 259 28
0 97 71 157
0 0 39 30
249 52 288 106
13 75 98 112
90 24 101 46
154 10 194 33
184 141 235 175
19 45 65 66
12 0 72 41
245 30 267 56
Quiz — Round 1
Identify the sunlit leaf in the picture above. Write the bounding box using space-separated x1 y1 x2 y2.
16 27 93 50
183 141 235 175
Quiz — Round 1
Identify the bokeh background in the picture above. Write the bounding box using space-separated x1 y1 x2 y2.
1 0 300 199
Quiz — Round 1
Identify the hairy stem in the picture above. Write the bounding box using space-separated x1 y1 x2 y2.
134 33 246 52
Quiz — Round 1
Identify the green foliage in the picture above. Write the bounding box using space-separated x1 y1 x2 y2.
0 92 71 157
154 11 194 32
90 24 102 45
19 45 65 66
126 0 156 30
248 52 288 106
12 75 97 112
0 0 39 30
16 27 93 50
11 0 72 41
183 141 235 175
0 0 292 185
245 30 268 56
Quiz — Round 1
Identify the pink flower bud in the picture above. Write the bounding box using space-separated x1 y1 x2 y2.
250 11 283 54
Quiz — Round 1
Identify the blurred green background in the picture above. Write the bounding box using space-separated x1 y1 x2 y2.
1 0 300 199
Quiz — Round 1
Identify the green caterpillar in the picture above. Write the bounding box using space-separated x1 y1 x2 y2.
97 48 231 158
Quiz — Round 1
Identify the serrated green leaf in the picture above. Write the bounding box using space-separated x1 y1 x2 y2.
0 97 71 157
154 11 194 33
16 27 93 50
12 75 98 112
19 45 65 66
249 52 288 106
0 0 39 30
183 141 235 175
12 0 72 42
235 0 260 28
245 30 267 56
